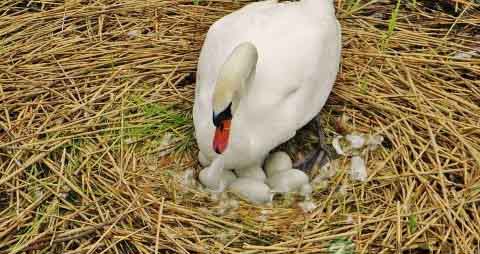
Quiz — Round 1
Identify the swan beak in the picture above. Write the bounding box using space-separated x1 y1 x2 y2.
213 119 231 154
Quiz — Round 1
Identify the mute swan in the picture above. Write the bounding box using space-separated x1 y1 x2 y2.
193 0 342 198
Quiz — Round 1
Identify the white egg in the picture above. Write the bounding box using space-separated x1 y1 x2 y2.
266 169 309 193
228 177 274 204
235 166 266 181
199 157 236 192
264 151 292 177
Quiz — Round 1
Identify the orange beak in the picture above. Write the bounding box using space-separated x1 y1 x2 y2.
213 119 231 154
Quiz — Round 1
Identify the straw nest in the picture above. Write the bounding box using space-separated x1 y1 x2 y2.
0 0 479 253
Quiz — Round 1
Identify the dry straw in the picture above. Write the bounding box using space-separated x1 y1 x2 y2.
0 0 479 253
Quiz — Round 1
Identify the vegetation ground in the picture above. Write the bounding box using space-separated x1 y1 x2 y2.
0 0 479 253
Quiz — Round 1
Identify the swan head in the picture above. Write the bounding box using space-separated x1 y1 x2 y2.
212 102 233 154
212 42 258 154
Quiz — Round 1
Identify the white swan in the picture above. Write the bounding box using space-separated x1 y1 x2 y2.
193 0 342 194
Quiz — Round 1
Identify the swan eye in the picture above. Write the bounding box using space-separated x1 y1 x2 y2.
213 102 233 127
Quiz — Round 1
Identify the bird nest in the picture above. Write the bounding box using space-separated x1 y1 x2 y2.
0 0 479 253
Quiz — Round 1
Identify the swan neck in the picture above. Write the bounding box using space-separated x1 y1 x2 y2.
213 42 258 113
